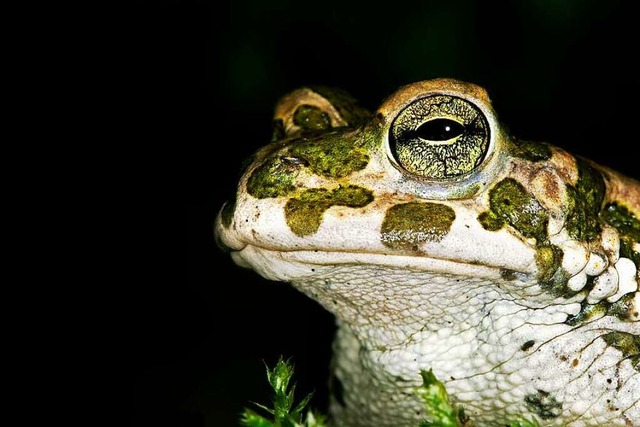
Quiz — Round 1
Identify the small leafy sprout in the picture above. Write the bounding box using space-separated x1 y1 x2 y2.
418 369 474 427
241 358 328 427
417 370 541 427
243 360 542 427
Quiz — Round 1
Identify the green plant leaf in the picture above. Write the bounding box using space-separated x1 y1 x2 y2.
240 358 328 427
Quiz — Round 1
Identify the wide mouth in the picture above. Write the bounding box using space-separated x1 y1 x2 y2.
230 244 536 284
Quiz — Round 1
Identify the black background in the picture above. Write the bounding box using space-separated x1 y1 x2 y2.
141 1 636 426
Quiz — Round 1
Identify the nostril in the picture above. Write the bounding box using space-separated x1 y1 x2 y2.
280 156 309 167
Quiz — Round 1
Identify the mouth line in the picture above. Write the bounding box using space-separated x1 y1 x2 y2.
234 244 535 279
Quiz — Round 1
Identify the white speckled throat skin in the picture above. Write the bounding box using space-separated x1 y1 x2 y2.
215 79 640 426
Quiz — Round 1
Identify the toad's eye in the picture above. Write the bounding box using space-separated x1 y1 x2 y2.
415 118 465 142
389 95 490 179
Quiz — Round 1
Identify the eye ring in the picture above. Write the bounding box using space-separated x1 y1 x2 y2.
389 95 491 180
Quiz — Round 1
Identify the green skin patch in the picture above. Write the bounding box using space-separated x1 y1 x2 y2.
381 202 456 250
293 105 331 131
601 331 640 371
478 178 549 242
288 130 370 179
600 202 640 268
246 154 299 199
565 159 606 242
285 185 374 236
510 140 552 162
534 245 562 283
534 245 573 296
565 300 608 326
248 125 370 200
481 161 640 306
478 178 578 296
566 293 638 326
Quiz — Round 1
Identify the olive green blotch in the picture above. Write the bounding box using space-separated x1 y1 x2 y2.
565 299 608 326
602 331 640 371
288 131 370 178
601 202 640 268
381 202 456 250
535 245 563 283
293 105 331 131
285 185 373 236
601 202 640 237
246 155 299 199
534 244 574 296
565 159 605 242
608 292 639 321
479 178 549 242
524 390 562 420
511 140 552 162
479 178 586 296
566 292 637 326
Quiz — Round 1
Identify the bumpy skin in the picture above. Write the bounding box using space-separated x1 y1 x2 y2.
215 79 640 426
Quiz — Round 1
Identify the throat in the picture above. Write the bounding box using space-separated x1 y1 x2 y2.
290 265 514 347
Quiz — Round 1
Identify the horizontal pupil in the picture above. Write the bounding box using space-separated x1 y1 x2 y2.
416 119 465 141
